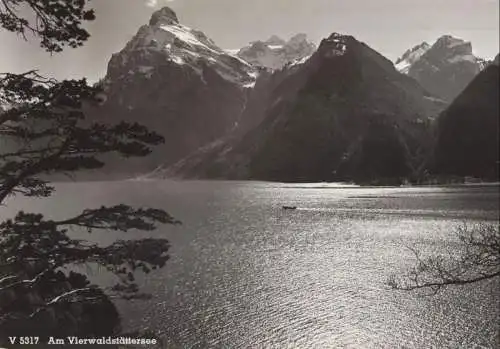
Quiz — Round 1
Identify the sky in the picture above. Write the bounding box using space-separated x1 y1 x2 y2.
1 0 498 83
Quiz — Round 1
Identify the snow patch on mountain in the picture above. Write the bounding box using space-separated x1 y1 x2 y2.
395 42 431 73
268 45 284 50
243 71 259 88
319 33 352 58
225 48 241 55
288 54 312 67
157 24 220 55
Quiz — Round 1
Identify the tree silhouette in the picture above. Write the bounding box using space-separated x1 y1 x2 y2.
388 223 499 294
0 0 178 341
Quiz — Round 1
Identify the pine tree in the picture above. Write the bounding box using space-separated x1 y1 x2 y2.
0 0 178 341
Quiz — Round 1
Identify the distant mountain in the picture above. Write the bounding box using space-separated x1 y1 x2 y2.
395 42 431 74
88 7 258 174
432 55 499 179
235 34 316 70
395 35 488 102
165 33 447 183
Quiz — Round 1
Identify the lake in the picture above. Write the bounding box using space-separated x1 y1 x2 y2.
3 181 499 348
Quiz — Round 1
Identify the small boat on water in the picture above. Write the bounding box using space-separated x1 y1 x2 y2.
282 205 297 210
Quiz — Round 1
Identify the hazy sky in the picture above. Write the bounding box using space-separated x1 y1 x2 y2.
1 0 498 82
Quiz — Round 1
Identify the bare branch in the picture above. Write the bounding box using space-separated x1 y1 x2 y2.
388 223 500 292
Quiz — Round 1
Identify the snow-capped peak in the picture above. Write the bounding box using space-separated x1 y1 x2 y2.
105 7 256 87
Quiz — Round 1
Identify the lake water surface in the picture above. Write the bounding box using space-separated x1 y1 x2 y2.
4 181 499 348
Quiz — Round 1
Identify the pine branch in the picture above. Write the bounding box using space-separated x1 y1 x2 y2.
0 0 179 340
55 205 181 231
0 136 70 203
0 0 95 52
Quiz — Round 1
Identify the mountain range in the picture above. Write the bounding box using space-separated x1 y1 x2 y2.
235 34 316 70
62 7 500 182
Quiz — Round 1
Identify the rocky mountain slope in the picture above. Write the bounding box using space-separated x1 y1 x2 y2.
395 35 488 102
432 54 499 179
165 33 447 183
236 34 316 70
88 7 258 174
394 42 431 74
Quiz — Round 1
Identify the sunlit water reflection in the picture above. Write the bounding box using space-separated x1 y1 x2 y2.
3 181 499 348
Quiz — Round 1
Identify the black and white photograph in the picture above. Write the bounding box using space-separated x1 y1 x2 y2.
0 0 499 348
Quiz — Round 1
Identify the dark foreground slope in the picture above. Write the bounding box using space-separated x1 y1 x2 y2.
432 58 499 180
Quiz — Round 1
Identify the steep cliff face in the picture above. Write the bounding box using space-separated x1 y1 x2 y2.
89 7 257 173
396 35 488 102
432 58 499 179
165 33 446 183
